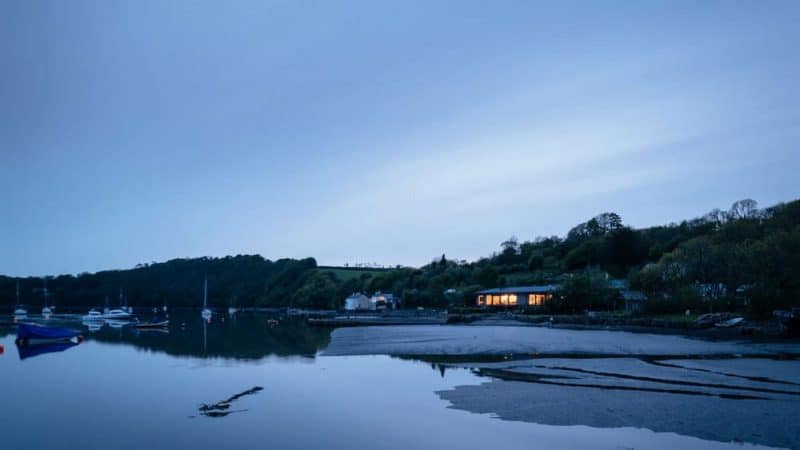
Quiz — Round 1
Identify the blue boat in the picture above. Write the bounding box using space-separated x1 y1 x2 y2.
15 323 83 346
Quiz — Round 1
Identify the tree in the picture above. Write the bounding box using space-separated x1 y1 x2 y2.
500 236 520 253
729 199 758 220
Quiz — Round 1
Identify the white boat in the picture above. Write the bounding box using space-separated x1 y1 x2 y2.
201 274 212 319
82 307 135 321
13 280 27 317
715 317 744 328
41 280 53 316
106 319 129 329
82 320 104 333
82 309 104 321
104 308 135 320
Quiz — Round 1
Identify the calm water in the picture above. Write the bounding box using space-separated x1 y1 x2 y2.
0 311 783 450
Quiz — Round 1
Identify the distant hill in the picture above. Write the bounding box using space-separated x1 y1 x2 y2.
3 197 799 317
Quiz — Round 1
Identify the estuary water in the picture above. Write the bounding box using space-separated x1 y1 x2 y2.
0 311 793 450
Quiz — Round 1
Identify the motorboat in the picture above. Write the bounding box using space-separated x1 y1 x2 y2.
82 308 135 321
104 308 135 320
106 319 131 329
82 309 104 321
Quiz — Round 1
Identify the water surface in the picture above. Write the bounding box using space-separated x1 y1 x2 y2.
0 311 787 450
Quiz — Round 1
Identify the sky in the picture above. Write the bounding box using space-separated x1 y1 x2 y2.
1 1 798 276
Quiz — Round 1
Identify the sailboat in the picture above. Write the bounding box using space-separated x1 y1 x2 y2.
85 289 134 321
201 274 212 319
106 288 134 319
13 280 27 317
41 280 52 316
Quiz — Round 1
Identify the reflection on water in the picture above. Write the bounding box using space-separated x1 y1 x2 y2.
0 312 789 450
19 310 332 360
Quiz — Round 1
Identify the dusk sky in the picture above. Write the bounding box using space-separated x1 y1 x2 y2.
1 1 798 276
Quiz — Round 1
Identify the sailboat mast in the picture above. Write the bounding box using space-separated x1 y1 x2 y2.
15 279 20 307
43 279 48 306
203 274 208 309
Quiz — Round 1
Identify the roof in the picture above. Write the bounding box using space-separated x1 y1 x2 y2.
608 279 630 290
477 285 558 295
621 290 647 301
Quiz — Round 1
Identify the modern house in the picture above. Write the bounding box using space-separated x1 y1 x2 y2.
344 293 374 311
476 285 557 307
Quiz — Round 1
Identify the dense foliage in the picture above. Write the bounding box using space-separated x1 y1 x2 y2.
3 198 798 317
0 255 318 309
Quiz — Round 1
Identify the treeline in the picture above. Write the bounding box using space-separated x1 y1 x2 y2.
300 198 799 317
2 198 799 317
0 255 318 309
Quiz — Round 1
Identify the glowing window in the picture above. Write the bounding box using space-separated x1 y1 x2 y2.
529 294 546 306
509 294 517 305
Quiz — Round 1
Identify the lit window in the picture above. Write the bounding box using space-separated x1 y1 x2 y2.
477 295 485 305
529 294 546 306
509 294 517 305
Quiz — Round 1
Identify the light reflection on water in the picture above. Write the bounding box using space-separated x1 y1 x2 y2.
0 312 784 450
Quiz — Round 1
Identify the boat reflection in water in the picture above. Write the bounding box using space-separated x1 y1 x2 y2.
14 322 83 361
17 341 80 360
77 310 332 361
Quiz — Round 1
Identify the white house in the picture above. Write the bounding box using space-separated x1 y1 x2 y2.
344 293 374 311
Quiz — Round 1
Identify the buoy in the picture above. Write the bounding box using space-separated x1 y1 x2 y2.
0 344 4 355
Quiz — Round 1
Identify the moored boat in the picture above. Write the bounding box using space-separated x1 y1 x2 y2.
201 273 212 319
135 320 169 329
15 323 83 346
13 280 27 317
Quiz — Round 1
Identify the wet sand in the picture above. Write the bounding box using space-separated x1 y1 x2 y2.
323 325 800 448
323 325 799 357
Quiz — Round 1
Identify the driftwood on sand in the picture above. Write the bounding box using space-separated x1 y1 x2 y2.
194 386 264 418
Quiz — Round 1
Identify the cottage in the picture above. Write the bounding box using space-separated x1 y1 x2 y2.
344 293 374 311
476 285 557 307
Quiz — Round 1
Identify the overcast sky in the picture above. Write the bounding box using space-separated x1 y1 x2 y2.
1 1 798 276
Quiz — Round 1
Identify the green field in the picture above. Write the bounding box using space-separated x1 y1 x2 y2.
315 267 391 282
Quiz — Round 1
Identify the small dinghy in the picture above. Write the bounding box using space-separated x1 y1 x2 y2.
15 323 83 346
715 317 744 328
135 319 169 329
